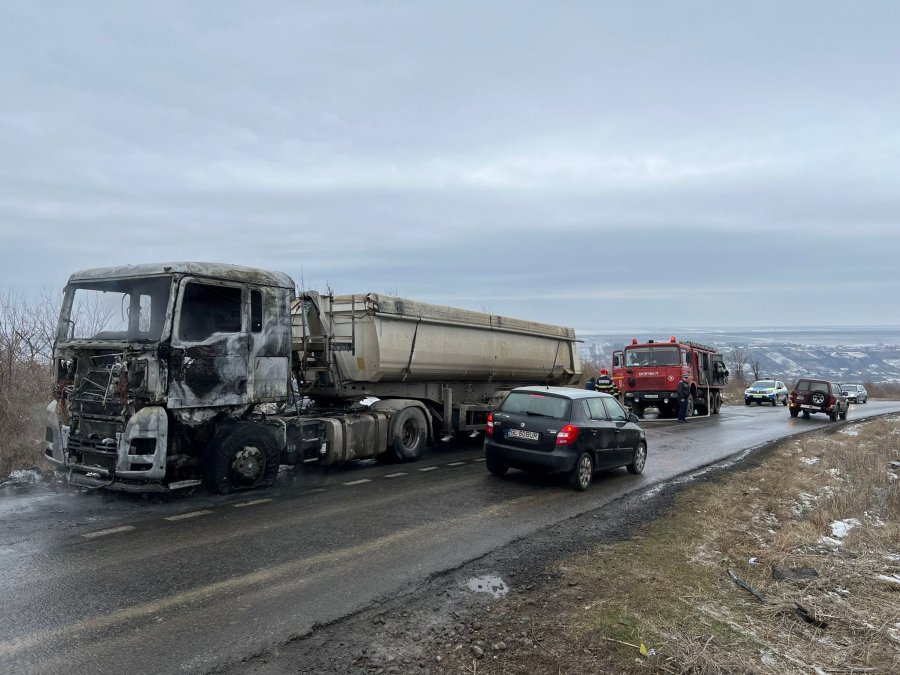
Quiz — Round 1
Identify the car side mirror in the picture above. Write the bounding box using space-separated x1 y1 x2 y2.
629 414 639 424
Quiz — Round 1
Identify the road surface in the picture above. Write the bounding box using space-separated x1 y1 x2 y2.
1 402 898 675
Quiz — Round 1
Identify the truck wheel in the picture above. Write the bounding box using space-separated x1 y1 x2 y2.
685 397 694 418
626 442 647 475
712 392 722 414
389 407 428 462
205 424 281 494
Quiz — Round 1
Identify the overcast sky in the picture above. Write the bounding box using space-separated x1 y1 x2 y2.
1 1 898 329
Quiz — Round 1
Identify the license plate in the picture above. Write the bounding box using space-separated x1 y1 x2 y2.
507 429 539 441
643 394 658 399
801 405 819 410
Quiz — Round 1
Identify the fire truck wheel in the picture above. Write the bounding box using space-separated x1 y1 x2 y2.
685 397 695 418
205 423 281 494
712 392 722 414
388 407 428 462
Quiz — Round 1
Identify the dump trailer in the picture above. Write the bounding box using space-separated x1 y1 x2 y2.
44 263 581 493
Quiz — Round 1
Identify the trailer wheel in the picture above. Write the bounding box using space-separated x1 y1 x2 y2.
389 407 428 462
205 424 281 494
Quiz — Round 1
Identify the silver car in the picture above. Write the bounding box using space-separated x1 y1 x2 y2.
839 384 868 404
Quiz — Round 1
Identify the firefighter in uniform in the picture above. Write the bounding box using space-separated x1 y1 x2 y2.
594 369 619 397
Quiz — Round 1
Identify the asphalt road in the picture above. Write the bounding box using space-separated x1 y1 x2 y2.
1 401 898 675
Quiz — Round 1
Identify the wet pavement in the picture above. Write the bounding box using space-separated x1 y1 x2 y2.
1 401 898 675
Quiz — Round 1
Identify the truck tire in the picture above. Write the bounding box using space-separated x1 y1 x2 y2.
712 392 722 414
388 407 428 462
205 423 281 494
685 397 694 418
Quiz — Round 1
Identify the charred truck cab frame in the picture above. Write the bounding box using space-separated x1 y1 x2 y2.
611 337 728 419
45 263 581 493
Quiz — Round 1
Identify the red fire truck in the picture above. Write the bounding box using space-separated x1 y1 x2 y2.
611 337 729 419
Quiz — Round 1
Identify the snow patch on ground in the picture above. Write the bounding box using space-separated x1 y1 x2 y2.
799 457 819 465
839 426 860 436
877 574 900 585
1 468 43 485
830 519 861 538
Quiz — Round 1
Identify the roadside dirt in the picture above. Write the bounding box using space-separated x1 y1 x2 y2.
214 415 900 675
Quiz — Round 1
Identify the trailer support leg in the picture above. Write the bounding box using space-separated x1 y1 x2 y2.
442 386 453 438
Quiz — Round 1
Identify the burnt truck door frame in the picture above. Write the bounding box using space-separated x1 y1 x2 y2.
168 276 251 409
246 285 292 402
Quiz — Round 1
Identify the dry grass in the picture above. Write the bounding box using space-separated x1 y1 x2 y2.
429 415 900 674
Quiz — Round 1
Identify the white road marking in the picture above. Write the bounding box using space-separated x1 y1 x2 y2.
446 462 466 466
164 510 213 522
82 525 135 539
471 457 486 462
418 466 438 472
384 472 408 478
232 499 273 508
343 479 371 486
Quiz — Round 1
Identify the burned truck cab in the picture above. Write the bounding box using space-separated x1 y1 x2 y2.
45 263 295 492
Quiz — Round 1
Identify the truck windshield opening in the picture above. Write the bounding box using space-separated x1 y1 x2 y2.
59 277 172 343
625 346 679 367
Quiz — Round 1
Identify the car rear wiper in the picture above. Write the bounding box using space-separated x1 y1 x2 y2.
525 411 554 417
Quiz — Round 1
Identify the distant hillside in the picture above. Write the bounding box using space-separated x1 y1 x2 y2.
576 327 900 384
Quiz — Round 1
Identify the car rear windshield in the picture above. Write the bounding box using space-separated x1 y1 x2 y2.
751 381 774 388
795 380 829 393
841 385 858 391
499 392 571 420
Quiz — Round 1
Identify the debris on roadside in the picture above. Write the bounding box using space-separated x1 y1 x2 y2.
771 566 819 580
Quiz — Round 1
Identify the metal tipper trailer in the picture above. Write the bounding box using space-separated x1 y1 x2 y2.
45 263 581 494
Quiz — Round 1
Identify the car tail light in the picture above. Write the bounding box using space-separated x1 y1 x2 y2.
828 396 835 406
486 413 494 435
556 425 580 445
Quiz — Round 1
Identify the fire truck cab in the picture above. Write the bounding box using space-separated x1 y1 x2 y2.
612 337 728 419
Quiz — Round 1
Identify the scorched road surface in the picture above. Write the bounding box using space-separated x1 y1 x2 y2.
1 402 898 675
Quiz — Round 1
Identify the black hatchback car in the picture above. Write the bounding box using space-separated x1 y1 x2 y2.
484 387 647 491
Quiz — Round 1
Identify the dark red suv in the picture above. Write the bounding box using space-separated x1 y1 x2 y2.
789 379 848 422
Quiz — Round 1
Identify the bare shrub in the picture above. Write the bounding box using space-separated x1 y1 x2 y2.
0 290 54 477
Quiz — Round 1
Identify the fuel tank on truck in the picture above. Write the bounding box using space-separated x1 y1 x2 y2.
292 293 581 386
